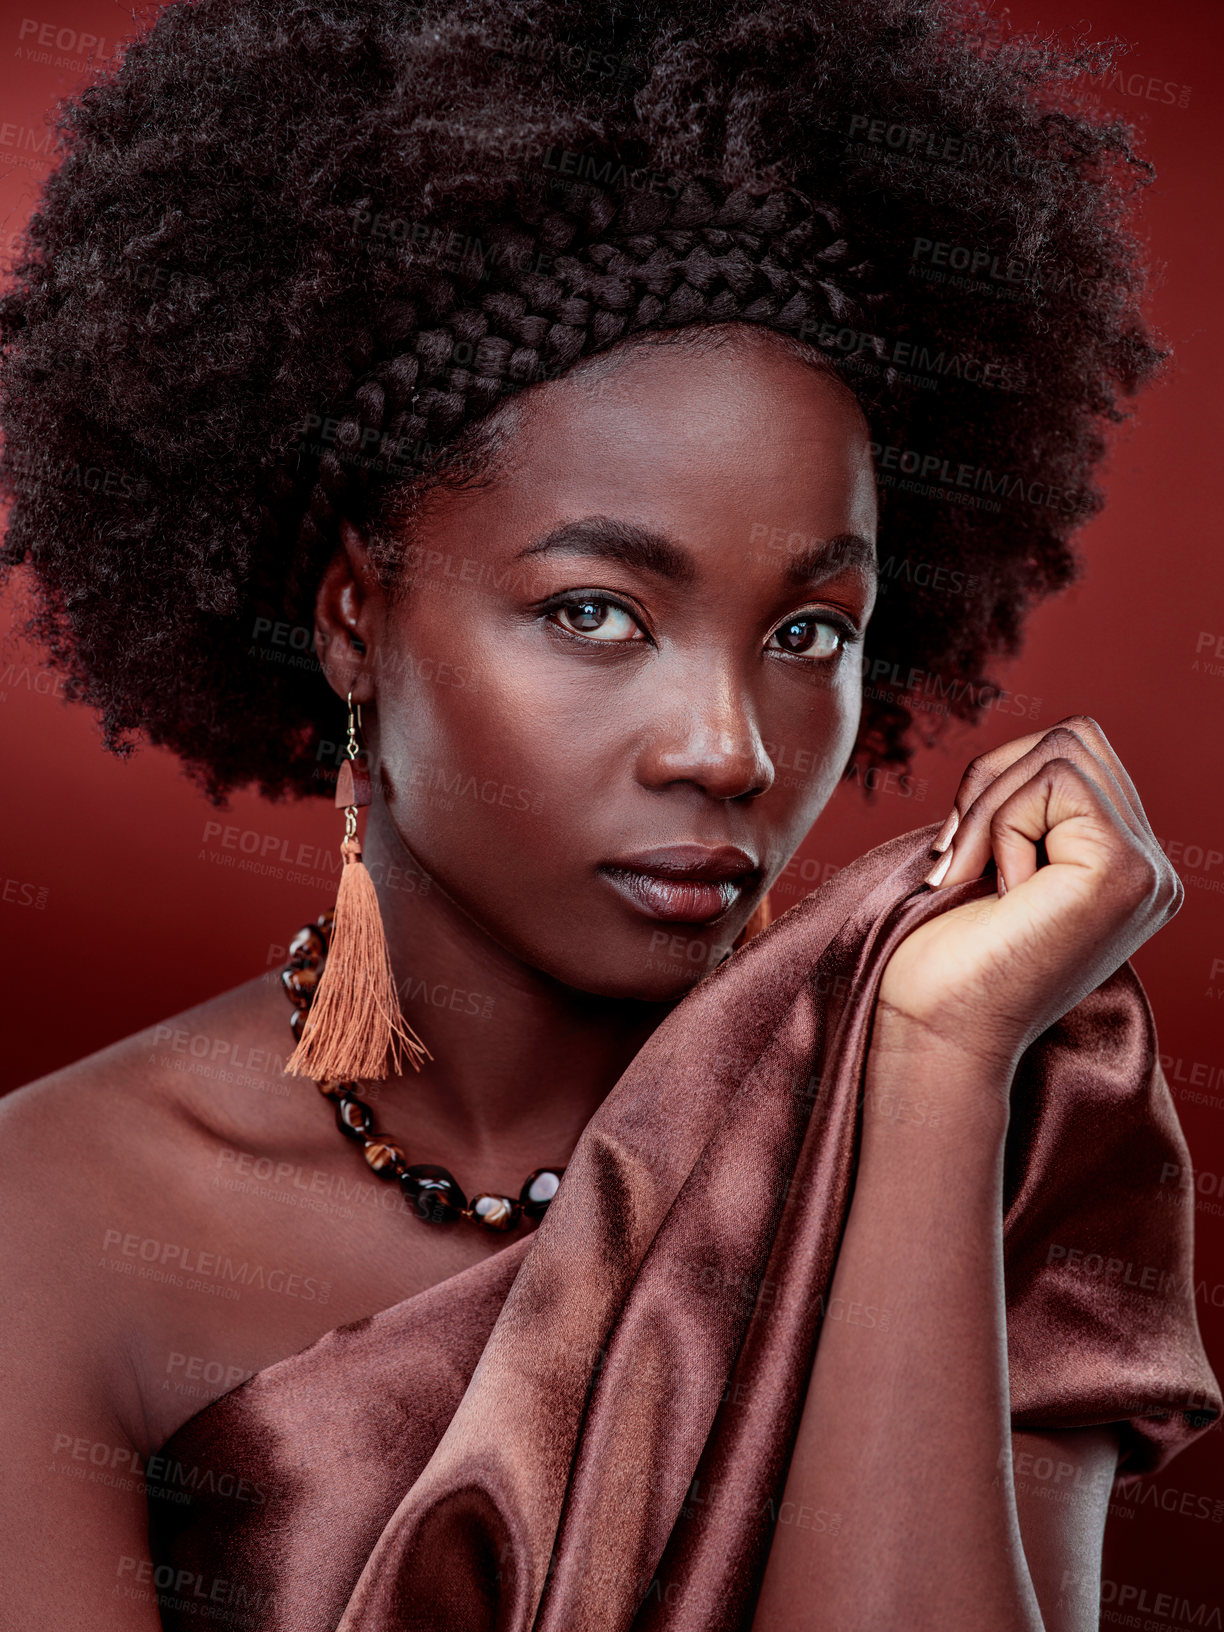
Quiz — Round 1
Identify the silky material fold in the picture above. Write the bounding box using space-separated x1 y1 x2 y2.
147 826 1220 1632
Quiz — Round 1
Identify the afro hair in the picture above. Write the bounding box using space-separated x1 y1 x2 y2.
0 0 1162 801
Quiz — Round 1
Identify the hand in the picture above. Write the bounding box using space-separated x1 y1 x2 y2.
877 716 1181 1071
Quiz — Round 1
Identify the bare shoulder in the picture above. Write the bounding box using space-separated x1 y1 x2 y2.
0 974 305 1437
0 970 299 1235
0 966 300 1156
0 973 486 1458
0 975 305 1630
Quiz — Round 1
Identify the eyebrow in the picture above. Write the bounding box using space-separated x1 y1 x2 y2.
515 517 696 584
515 516 876 587
784 532 877 585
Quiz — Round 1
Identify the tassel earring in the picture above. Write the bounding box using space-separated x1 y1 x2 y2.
734 891 774 950
286 692 431 1082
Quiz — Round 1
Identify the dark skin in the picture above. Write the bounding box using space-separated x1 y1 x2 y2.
318 330 875 1180
0 327 1178 1630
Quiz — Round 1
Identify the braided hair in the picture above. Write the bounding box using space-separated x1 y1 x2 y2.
287 183 883 619
0 0 1161 801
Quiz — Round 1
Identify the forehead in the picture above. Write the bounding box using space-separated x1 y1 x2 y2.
485 329 878 557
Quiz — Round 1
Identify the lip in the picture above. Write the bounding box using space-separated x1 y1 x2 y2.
599 844 759 925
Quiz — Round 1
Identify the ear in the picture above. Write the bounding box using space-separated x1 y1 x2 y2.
313 520 387 705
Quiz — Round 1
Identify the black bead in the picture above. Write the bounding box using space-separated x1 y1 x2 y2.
362 1138 407 1178
520 1167 564 1219
400 1164 466 1224
335 1095 373 1142
288 924 326 967
281 964 320 1009
468 1194 521 1231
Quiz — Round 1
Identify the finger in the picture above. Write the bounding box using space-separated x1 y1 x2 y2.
930 715 1149 857
985 762 1172 1013
929 730 1048 853
1036 714 1149 830
986 758 1129 898
929 725 1142 889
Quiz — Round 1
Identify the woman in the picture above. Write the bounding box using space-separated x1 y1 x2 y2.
0 0 1216 1628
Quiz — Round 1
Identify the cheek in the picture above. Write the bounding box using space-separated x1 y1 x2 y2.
832 664 864 764
372 638 601 864
766 664 862 816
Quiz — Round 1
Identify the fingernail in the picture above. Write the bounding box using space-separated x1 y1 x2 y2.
923 849 952 888
930 809 959 855
997 872 1007 897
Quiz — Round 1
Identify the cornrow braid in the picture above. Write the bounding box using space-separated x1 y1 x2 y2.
282 178 887 620
0 0 1163 801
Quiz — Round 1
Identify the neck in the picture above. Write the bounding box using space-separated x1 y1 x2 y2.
360 811 670 1187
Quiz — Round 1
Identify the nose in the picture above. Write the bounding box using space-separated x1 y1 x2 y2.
635 667 775 801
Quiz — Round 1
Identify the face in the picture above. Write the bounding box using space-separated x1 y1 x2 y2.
331 328 878 1002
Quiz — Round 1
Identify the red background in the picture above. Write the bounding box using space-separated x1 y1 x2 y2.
1 0 1221 1616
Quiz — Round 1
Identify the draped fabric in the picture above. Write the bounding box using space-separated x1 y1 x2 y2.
147 827 1220 1632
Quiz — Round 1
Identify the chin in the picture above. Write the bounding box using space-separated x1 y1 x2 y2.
480 898 747 1004
548 938 738 1005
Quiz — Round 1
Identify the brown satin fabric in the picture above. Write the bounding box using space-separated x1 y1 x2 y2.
147 826 1221 1632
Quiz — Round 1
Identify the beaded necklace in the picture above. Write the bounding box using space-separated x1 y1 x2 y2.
280 912 564 1232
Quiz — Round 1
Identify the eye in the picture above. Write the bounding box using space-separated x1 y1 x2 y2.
550 596 645 643
766 614 848 660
